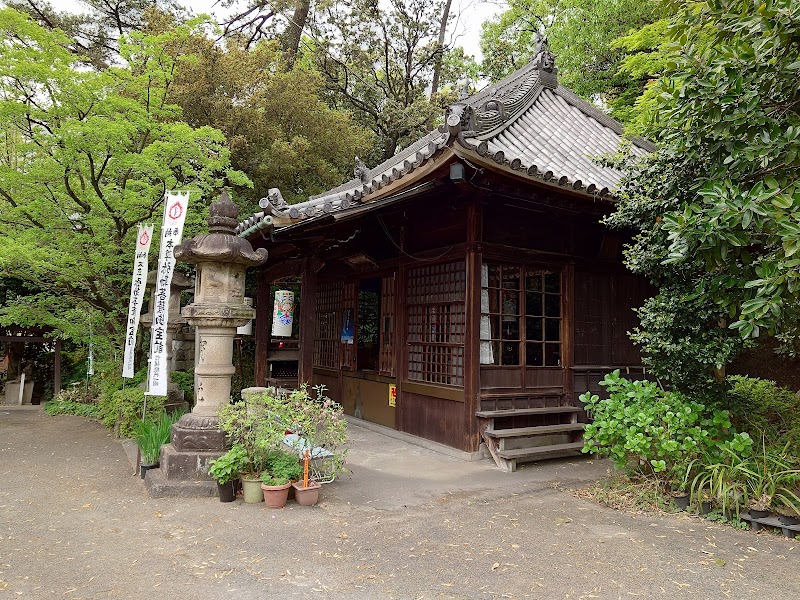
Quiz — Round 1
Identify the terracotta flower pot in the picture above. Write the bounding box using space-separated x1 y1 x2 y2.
292 481 321 506
261 482 292 508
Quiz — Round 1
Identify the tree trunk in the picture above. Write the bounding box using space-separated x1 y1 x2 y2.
429 0 453 102
283 0 312 69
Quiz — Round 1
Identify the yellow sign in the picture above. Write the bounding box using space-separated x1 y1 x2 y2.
388 384 397 407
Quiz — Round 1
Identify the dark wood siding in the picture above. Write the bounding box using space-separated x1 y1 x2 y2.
398 392 467 450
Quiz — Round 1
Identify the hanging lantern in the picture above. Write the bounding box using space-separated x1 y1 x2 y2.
236 297 254 336
271 290 295 337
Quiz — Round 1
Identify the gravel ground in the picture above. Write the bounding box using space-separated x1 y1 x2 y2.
0 407 797 600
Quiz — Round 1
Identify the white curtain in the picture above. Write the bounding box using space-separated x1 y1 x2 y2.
480 263 494 364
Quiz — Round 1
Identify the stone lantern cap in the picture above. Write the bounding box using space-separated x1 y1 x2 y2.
174 189 268 268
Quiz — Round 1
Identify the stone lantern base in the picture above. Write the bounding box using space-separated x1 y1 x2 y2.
144 414 226 498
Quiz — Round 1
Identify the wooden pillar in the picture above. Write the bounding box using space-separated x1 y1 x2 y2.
298 257 317 385
253 269 271 387
563 262 575 403
53 339 62 395
464 201 482 452
395 263 408 433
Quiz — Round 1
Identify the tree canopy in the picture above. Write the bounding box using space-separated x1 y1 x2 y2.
607 0 800 389
0 9 244 343
480 0 667 125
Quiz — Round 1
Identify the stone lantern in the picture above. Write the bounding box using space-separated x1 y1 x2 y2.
148 189 267 496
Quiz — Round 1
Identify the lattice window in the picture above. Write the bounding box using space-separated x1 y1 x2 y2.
480 263 561 367
407 261 466 386
313 281 342 368
340 282 356 370
379 275 396 376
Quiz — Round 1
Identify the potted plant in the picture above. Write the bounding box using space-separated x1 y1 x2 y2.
284 385 348 484
134 412 172 479
734 445 800 520
292 450 321 506
208 444 247 502
218 391 292 503
260 449 302 509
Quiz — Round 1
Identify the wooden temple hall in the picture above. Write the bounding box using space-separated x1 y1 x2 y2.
236 44 654 471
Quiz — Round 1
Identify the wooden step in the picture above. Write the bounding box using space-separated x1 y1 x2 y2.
484 423 585 438
497 441 585 460
476 406 580 419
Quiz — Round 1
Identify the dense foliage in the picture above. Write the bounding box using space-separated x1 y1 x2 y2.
581 371 753 488
727 376 800 456
607 0 800 389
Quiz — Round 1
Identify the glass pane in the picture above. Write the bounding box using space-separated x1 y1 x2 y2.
545 294 560 318
491 341 502 364
544 272 560 293
488 264 501 288
526 292 542 316
525 272 542 292
487 287 501 313
501 316 519 340
502 266 521 290
526 343 543 366
526 317 542 341
502 341 520 365
545 318 560 341
489 315 501 340
545 343 561 366
502 290 519 316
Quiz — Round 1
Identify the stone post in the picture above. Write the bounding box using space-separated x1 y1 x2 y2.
146 190 267 498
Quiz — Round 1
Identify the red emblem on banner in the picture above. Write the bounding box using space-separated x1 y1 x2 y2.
139 230 150 246
168 202 183 220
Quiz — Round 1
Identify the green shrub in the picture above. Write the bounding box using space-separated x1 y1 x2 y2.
209 444 248 485
98 387 165 438
726 375 800 457
260 449 302 486
581 370 751 489
45 388 100 418
170 371 194 403
44 399 101 418
131 367 149 387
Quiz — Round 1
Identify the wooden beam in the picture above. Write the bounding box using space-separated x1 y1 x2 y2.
259 258 304 283
298 257 317 385
254 269 270 387
563 262 575 404
464 201 482 452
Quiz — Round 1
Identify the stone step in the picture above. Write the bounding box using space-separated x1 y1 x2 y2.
484 423 585 438
476 406 580 419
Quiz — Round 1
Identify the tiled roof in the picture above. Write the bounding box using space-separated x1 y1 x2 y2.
237 53 653 237
464 86 652 195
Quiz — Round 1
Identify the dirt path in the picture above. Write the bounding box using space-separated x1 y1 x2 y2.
1 408 796 599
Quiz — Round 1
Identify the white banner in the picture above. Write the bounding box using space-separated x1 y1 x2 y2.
147 191 189 396
122 224 154 378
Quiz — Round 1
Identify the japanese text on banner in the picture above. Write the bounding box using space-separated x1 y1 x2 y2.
146 191 189 396
122 224 154 378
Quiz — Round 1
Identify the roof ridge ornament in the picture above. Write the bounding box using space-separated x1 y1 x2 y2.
354 156 370 183
533 33 558 89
